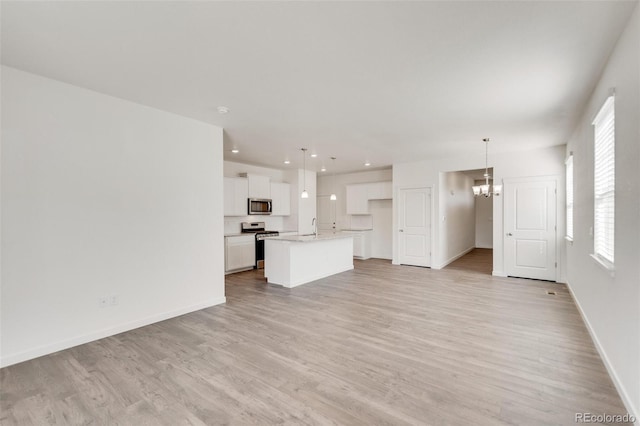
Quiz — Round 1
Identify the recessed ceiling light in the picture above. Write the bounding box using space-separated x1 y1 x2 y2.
217 106 230 114
364 162 371 166
231 148 239 154
321 167 326 172
284 160 290 164
310 153 317 158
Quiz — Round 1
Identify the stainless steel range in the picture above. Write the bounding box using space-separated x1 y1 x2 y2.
241 222 279 269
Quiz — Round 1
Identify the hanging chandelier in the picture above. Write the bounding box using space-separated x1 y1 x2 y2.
472 138 502 197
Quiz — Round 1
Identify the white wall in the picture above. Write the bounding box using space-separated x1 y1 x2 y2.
224 160 286 182
297 169 317 235
1 67 225 367
369 200 393 259
475 189 493 249
439 172 475 267
393 145 566 277
317 169 392 230
283 169 317 234
565 5 639 419
318 169 393 259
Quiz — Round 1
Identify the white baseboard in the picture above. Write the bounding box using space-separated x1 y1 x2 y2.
566 282 639 424
0 296 227 368
437 246 475 269
492 270 506 277
475 245 493 249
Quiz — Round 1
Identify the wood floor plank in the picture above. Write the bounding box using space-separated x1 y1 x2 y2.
1 252 632 425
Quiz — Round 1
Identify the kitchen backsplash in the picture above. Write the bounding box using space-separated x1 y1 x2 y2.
224 216 285 234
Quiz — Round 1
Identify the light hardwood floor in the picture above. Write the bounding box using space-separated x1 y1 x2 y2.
445 248 493 275
1 256 631 425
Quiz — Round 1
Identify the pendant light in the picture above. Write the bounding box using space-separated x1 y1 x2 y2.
472 138 502 197
330 157 337 201
300 148 309 199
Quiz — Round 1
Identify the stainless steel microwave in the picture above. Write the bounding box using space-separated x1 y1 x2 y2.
248 198 272 215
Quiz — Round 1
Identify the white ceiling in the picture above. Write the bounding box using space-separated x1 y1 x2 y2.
1 1 636 174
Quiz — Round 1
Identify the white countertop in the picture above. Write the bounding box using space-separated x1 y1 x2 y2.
268 232 353 243
341 228 373 231
225 230 298 237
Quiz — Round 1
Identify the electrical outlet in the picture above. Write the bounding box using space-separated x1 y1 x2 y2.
98 297 108 308
109 295 119 306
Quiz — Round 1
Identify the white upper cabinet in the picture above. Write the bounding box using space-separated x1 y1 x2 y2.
368 181 392 200
270 182 291 216
346 184 370 215
346 181 392 215
245 174 271 199
226 173 290 216
224 177 249 216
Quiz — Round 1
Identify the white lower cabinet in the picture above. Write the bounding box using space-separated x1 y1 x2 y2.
342 230 372 260
225 235 255 273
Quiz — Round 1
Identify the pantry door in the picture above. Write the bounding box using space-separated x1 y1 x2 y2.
317 195 336 231
504 177 557 281
398 187 431 267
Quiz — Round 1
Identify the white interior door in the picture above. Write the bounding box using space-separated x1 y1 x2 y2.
370 199 392 260
398 187 431 267
316 195 336 231
504 178 557 281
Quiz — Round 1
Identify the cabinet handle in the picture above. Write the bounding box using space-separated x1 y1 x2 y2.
507 232 513 236
399 229 404 232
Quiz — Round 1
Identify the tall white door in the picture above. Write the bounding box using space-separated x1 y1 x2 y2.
398 187 431 267
316 195 336 231
504 178 557 281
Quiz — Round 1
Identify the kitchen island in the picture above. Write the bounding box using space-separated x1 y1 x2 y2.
264 233 354 288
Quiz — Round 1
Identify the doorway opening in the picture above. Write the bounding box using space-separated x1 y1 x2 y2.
503 176 558 281
445 248 493 275
441 168 493 275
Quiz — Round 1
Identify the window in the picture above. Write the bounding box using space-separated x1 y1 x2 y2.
565 154 574 240
592 95 615 266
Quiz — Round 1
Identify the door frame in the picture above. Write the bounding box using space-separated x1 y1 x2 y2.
394 185 435 267
316 195 337 231
501 175 562 282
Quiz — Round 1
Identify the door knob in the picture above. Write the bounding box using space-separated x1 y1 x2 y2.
507 232 513 236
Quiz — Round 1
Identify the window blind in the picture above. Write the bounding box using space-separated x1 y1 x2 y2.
565 155 574 239
592 96 615 264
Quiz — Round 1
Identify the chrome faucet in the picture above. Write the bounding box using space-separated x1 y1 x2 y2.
312 218 317 236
